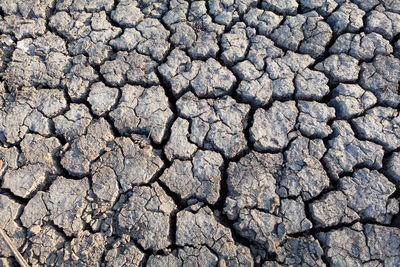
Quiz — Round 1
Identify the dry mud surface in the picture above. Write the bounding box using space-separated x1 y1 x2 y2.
0 0 400 266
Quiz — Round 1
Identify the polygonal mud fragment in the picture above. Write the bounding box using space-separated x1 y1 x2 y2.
298 0 338 16
177 92 249 159
110 84 173 144
386 152 400 187
118 183 176 252
236 73 272 107
234 208 285 254
0 195 25 257
278 198 312 234
327 3 365 34
224 151 282 220
164 118 197 161
330 32 393 61
365 10 400 40
111 0 144 27
315 53 360 82
147 246 218 267
352 106 400 151
2 134 62 198
297 101 335 139
250 101 298 152
1 0 55 18
25 225 65 266
323 120 384 179
360 55 400 107
87 82 119 116
5 32 71 90
309 191 360 228
247 35 283 70
328 83 377 119
61 55 99 101
279 136 330 200
160 150 223 204
261 0 298 15
364 224 400 266
317 223 370 266
274 236 326 267
339 168 398 224
0 15 46 40
176 205 253 266
53 104 92 142
92 136 163 192
265 52 315 99
61 118 113 177
243 8 283 36
64 231 106 266
220 22 252 66
44 176 90 236
20 192 48 229
208 0 258 26
105 242 144 267
101 50 159 87
294 69 330 101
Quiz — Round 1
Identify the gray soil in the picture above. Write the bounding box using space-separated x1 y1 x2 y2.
0 0 400 266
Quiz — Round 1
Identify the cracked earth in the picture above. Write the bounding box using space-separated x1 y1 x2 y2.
0 0 400 266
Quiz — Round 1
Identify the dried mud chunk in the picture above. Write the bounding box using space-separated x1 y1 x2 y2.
278 198 312 234
0 195 24 257
147 246 218 267
2 134 61 198
352 106 400 151
34 89 67 118
265 52 314 99
111 0 144 27
94 136 163 192
158 48 195 97
208 0 258 26
365 10 400 40
234 208 284 254
205 96 249 158
53 104 92 141
328 83 377 119
250 101 298 152
298 0 338 16
236 73 272 107
20 192 48 229
309 191 360 228
65 231 106 266
339 169 398 224
176 206 253 266
275 236 325 266
25 225 65 266
191 58 236 98
160 150 223 204
169 22 196 49
261 0 298 15
247 35 283 70
90 164 119 207
61 118 114 177
0 0 54 18
87 82 119 116
136 18 170 62
243 8 283 36
317 224 370 266
110 85 173 144
164 118 197 161
137 0 169 18
118 183 176 251
295 68 329 101
0 16 46 40
187 31 220 60
364 224 400 266
315 53 360 82
43 177 90 236
330 32 393 61
109 27 142 51
101 50 159 87
220 22 251 66
5 33 71 89
279 136 330 200
297 101 335 139
386 152 400 186
61 55 99 101
224 151 282 220
270 14 306 51
360 55 400 107
327 3 365 34
323 120 384 180
105 242 144 267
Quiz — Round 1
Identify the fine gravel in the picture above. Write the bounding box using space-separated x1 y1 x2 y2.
0 0 400 266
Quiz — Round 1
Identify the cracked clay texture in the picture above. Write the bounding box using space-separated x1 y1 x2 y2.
0 0 400 266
